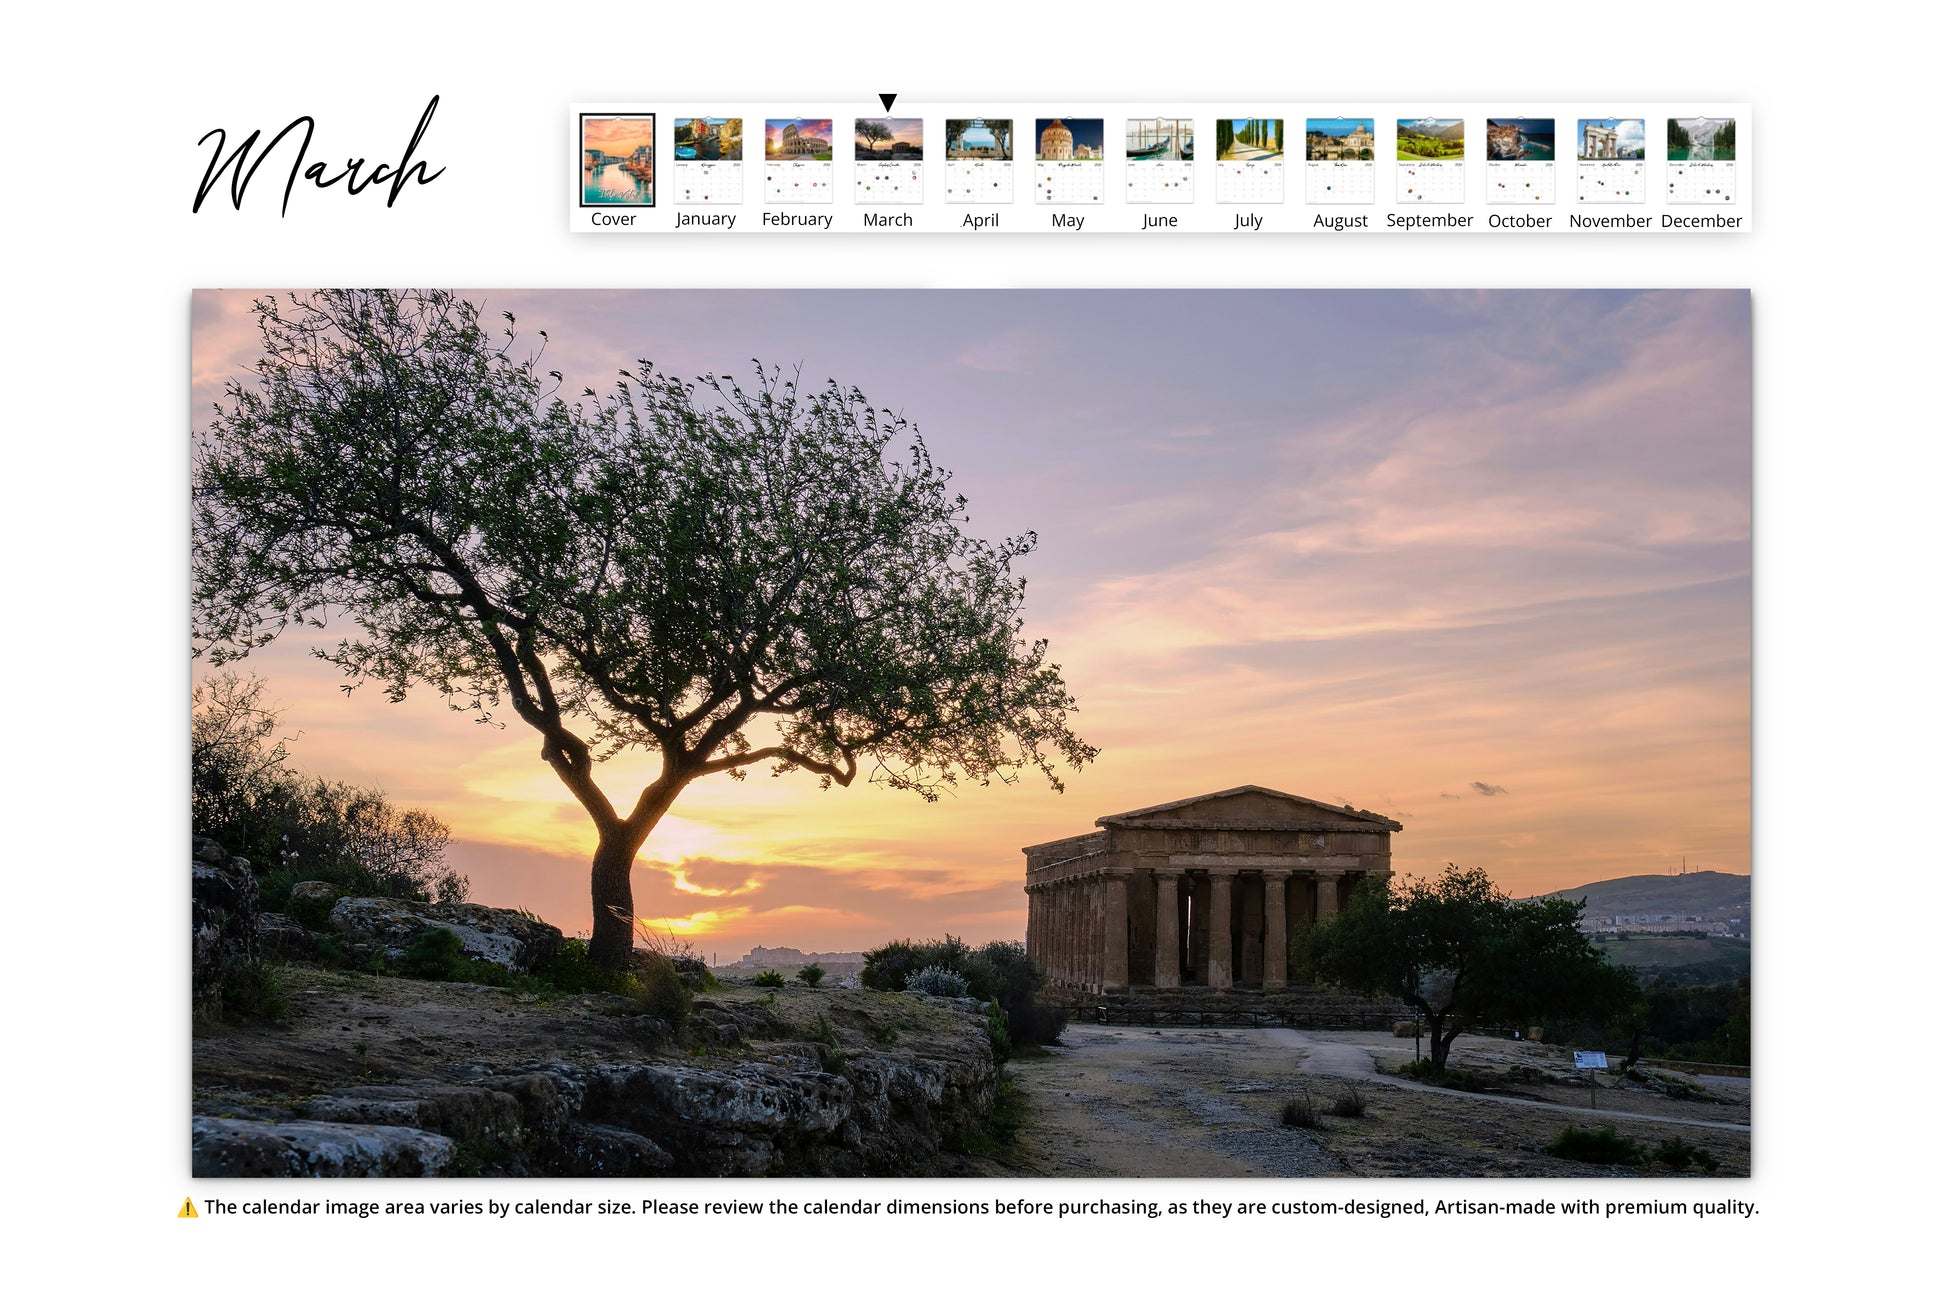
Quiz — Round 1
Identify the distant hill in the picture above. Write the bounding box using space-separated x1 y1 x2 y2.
1539 870 1750 925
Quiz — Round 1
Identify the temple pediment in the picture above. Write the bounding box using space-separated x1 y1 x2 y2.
1095 785 1402 832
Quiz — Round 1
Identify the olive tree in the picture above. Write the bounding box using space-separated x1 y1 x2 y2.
1312 864 1640 1072
194 289 1096 966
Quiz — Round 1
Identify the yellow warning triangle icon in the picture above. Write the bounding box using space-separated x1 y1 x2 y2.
179 1197 199 1219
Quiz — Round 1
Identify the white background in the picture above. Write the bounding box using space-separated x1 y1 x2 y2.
3 1 1937 1290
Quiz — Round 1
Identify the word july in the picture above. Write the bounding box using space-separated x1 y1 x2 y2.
194 96 447 215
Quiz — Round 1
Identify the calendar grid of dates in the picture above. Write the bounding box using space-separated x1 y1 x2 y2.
572 102 1750 234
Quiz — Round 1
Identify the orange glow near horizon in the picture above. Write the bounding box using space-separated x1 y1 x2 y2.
191 288 1751 960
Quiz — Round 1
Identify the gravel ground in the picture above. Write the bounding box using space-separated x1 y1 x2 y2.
992 1025 1750 1178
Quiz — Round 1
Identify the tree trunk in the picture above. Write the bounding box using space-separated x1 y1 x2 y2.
588 832 641 969
1428 1020 1455 1072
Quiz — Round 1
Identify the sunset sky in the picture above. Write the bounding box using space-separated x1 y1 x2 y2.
580 116 655 155
190 289 1751 958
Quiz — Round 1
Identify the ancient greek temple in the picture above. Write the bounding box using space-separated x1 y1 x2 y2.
1023 786 1401 994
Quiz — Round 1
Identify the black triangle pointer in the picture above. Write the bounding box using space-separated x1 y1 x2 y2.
879 93 897 112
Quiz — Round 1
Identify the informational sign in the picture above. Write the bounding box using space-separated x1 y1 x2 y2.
1573 1051 1609 1070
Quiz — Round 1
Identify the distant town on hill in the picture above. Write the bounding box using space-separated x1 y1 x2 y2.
722 945 867 971
1537 870 1751 939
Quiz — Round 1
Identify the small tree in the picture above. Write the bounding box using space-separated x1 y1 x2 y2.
796 963 825 987
194 290 1094 967
1312 864 1640 1072
857 121 893 154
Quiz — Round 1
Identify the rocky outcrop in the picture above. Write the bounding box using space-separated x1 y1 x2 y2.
193 1117 454 1177
192 837 261 1014
256 912 315 961
192 998 999 1178
328 896 563 974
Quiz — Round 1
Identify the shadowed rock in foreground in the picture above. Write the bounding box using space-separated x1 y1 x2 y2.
192 969 999 1177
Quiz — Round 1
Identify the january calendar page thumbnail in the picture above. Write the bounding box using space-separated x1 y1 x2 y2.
672 117 743 206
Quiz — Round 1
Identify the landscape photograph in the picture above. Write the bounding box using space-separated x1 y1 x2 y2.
674 117 742 162
1306 119 1376 160
854 117 923 159
1126 117 1193 161
190 289 1752 1179
765 118 833 160
1579 117 1646 160
946 118 1013 160
1217 118 1283 161
1670 118 1736 161
1487 118 1554 160
1396 117 1464 160
579 114 655 206
1036 117 1104 161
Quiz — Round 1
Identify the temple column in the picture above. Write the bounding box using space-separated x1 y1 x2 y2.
1025 886 1037 967
1061 882 1076 984
1314 870 1342 921
1103 869 1132 992
1090 876 1106 993
1207 871 1233 990
1153 871 1182 988
1263 870 1290 990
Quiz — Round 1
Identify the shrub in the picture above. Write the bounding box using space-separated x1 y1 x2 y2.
983 1000 1013 1062
1651 1137 1721 1174
866 937 1065 1046
1545 1124 1647 1166
1399 1058 1486 1091
1328 1083 1368 1119
1281 1093 1322 1129
862 936 971 992
636 955 693 1031
796 963 825 987
809 1011 840 1047
194 672 470 909
221 960 291 1020
910 965 971 998
753 969 786 988
400 926 469 980
534 938 636 996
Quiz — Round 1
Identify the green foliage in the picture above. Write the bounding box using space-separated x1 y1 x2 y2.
193 290 1097 961
1544 1124 1647 1166
636 955 693 1030
807 1012 840 1049
221 960 291 1020
1650 1136 1721 1174
983 999 1013 1062
194 672 467 911
400 926 470 980
1397 1058 1487 1092
863 936 1065 1046
947 1076 1026 1160
910 965 972 997
862 937 970 991
534 939 637 996
1310 864 1642 1071
795 963 825 987
752 969 787 988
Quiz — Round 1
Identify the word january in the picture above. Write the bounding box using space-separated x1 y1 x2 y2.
194 96 446 215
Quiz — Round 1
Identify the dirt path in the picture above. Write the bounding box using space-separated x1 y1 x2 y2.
994 1025 1751 1178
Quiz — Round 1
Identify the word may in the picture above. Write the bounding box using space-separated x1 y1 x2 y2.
194 96 447 215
